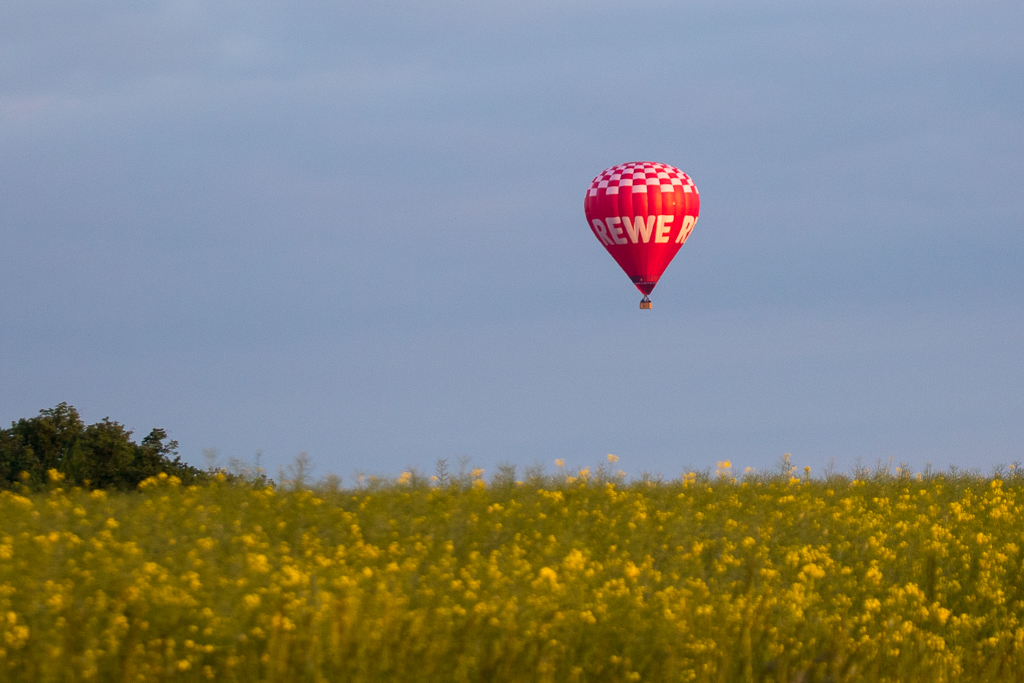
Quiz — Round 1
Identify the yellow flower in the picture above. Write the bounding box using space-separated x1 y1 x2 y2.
801 563 826 580
562 549 586 571
607 454 619 463
554 459 565 468
247 554 271 573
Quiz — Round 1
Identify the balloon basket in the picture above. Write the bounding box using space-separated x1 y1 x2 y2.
639 296 652 310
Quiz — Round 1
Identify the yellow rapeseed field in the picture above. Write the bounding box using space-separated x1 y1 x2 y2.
3 460 1024 682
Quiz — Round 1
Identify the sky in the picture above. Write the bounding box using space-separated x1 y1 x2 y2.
2 0 1022 480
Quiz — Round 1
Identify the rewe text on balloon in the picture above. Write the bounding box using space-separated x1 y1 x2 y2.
589 214 697 246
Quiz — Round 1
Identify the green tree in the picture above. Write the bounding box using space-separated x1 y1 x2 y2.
129 427 204 486
0 403 204 489
0 403 85 485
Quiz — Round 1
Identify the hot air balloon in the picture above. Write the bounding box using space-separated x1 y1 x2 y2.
584 161 699 309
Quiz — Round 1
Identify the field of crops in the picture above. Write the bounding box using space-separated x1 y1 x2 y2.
3 459 1024 682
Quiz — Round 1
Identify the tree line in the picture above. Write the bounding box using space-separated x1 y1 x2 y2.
0 403 205 490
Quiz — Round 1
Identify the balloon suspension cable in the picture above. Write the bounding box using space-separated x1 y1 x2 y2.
639 295 652 310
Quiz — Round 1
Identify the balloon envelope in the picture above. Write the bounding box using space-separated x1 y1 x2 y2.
584 161 699 295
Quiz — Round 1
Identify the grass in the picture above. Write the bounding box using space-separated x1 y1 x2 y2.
3 458 1024 682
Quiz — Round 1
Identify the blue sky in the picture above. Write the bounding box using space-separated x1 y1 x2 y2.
2 0 1022 479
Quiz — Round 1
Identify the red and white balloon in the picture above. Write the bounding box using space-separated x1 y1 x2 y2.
584 161 699 307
